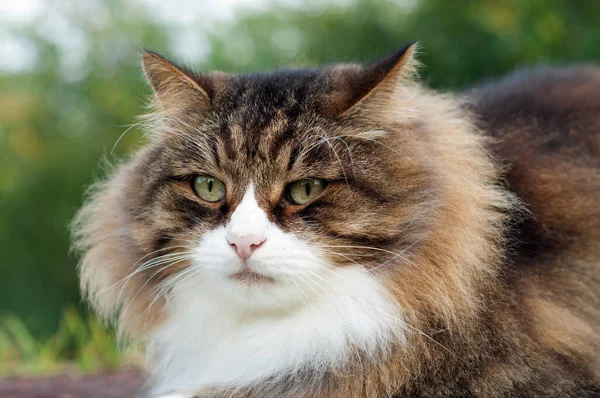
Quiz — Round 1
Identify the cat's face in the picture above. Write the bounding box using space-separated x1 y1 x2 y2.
126 48 432 310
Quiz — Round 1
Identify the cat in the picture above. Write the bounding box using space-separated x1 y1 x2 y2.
71 43 600 397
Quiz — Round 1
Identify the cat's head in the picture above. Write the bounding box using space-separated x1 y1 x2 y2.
73 44 509 343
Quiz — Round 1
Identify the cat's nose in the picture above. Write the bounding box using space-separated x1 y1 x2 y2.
227 233 266 261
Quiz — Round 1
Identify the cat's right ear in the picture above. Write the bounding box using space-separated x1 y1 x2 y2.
141 51 219 112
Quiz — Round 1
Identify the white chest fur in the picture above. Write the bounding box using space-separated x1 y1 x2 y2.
148 266 405 396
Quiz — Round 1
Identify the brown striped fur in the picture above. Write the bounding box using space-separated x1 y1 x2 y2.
72 46 600 397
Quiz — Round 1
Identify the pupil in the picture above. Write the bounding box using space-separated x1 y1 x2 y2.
208 180 213 192
305 182 310 197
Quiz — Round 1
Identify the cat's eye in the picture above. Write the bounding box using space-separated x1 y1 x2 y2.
286 179 326 205
192 175 226 202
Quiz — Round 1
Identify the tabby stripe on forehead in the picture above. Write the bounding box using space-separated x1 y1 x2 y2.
287 146 301 171
269 125 296 161
220 121 236 159
209 138 220 166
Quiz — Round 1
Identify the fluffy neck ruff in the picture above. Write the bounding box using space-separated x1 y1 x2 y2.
147 266 406 395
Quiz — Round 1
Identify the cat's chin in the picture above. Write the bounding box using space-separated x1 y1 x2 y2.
229 269 276 285
171 266 307 313
217 273 303 311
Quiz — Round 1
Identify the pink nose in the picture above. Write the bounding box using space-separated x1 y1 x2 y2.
227 234 266 261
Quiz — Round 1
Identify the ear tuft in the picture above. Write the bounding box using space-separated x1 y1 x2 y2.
324 43 419 117
371 42 419 88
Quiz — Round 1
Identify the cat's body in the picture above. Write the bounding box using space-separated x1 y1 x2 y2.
72 46 600 397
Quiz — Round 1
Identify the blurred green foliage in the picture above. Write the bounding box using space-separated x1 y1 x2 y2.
0 0 599 374
0 307 140 376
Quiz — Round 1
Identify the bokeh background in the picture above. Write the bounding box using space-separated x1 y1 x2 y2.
1 0 599 378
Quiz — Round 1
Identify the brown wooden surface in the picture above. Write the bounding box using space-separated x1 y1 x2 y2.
0 369 145 398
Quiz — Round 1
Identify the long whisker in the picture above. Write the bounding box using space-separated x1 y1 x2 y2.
125 245 194 276
316 237 423 273
295 273 364 374
114 252 195 302
119 257 193 321
140 267 213 328
283 274 312 309
320 250 366 267
110 251 195 325
315 240 418 272
154 263 210 298
315 244 414 258
111 120 146 154
87 248 194 301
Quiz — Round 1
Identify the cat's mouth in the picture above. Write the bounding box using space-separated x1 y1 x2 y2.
229 269 276 284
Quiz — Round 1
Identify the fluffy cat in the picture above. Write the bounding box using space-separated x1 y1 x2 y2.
72 44 600 397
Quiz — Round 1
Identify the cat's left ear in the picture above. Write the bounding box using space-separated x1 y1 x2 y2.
324 43 419 118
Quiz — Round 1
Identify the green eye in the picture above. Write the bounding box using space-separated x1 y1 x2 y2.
286 179 326 205
192 175 226 202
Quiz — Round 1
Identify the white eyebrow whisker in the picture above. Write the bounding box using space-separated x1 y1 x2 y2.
296 127 355 186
